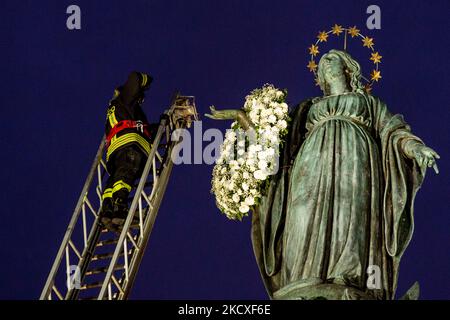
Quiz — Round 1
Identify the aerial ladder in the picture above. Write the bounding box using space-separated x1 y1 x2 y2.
40 94 198 300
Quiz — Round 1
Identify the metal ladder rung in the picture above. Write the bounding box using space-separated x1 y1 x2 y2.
96 238 119 247
78 296 97 301
92 250 130 261
118 222 143 231
85 264 125 276
80 294 119 300
81 293 119 300
80 281 104 290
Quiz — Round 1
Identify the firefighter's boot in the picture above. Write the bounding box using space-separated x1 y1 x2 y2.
111 193 139 228
99 198 115 230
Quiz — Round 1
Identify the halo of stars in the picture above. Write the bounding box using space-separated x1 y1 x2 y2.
307 24 382 93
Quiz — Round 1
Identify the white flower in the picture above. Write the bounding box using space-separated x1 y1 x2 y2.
239 204 250 213
249 110 259 122
225 130 236 141
246 151 256 160
242 182 249 191
229 160 238 167
258 160 268 169
249 144 262 153
274 107 284 117
268 114 277 124
245 158 255 167
265 147 275 156
253 170 267 180
269 134 280 144
232 194 240 203
277 120 288 130
245 196 255 206
251 98 258 109
257 150 267 160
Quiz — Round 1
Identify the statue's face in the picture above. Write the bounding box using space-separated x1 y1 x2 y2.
319 52 348 88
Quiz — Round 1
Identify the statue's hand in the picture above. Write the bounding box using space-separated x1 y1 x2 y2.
412 145 440 174
205 106 255 130
205 106 238 120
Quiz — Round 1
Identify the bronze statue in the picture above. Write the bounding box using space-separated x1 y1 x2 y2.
206 48 439 300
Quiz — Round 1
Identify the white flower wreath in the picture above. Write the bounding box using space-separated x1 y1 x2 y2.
211 84 290 220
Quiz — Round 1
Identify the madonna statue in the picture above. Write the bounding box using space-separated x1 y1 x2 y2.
206 49 439 300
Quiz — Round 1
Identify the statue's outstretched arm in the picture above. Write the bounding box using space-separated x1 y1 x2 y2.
403 140 440 174
373 96 440 175
205 106 255 130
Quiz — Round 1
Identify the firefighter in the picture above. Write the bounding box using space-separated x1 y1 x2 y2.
100 71 158 231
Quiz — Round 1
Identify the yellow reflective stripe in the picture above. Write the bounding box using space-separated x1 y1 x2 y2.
106 133 151 161
102 188 113 199
112 180 132 193
141 73 148 87
108 133 150 155
107 106 118 127
113 180 131 188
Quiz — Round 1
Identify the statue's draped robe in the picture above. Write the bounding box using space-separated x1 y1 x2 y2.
252 93 425 299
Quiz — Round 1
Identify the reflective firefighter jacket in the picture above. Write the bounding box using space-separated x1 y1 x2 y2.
105 71 158 162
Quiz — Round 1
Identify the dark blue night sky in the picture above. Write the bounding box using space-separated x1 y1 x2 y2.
1 0 449 299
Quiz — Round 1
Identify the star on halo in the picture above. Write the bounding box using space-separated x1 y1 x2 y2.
332 24 344 35
370 70 382 82
362 36 375 49
317 31 329 42
308 44 319 56
307 60 318 72
348 26 360 38
370 52 382 64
